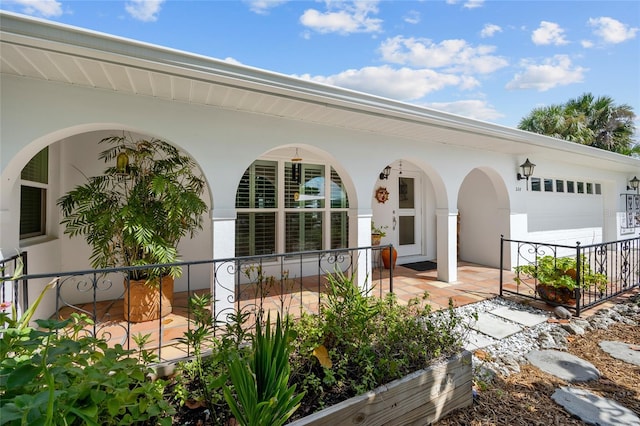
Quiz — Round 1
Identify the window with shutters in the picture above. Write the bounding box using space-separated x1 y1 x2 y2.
20 147 49 239
236 159 349 256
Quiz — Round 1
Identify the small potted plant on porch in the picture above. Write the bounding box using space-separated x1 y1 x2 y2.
58 134 207 322
370 221 387 246
514 255 607 305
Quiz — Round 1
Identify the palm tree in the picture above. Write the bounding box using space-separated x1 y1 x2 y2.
518 93 637 155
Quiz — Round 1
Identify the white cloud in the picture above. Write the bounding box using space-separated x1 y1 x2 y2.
531 21 569 45
480 24 502 38
223 57 244 66
244 0 288 15
580 40 594 48
506 55 587 92
463 0 484 9
588 17 638 44
300 1 382 34
404 10 420 25
295 65 479 101
4 0 62 17
125 0 164 22
379 36 508 74
445 0 484 8
424 99 504 121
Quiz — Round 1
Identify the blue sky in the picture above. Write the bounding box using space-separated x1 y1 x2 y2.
2 0 639 130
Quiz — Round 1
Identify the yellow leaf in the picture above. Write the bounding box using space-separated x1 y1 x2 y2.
312 345 332 368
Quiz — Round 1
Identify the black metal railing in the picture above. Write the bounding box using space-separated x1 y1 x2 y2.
1 251 28 311
500 236 640 316
7 245 393 362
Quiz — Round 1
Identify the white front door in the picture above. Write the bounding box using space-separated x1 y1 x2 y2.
394 171 422 257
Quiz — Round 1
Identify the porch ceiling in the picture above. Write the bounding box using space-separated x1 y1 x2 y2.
1 12 637 172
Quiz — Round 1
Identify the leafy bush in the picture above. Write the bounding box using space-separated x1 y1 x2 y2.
514 255 607 291
0 282 174 425
287 271 467 418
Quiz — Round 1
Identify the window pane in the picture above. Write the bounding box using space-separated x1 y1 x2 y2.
20 186 46 238
577 182 584 193
21 147 49 184
285 163 324 208
399 177 414 208
530 177 541 191
286 212 322 252
331 211 348 249
399 216 415 245
595 183 601 195
235 212 276 256
330 167 349 208
236 161 277 209
586 183 593 194
544 179 553 192
567 181 575 193
556 180 564 192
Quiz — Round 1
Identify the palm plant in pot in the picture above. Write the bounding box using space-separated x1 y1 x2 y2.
58 134 208 322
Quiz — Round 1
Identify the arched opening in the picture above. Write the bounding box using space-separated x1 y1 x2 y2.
457 167 510 268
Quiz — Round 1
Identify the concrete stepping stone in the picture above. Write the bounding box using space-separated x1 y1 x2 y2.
490 306 548 327
463 330 497 351
470 312 522 339
552 386 640 426
526 350 600 382
599 340 640 367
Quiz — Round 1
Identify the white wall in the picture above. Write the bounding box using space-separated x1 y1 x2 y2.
458 169 504 268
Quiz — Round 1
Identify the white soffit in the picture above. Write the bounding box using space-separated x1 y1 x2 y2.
1 11 638 172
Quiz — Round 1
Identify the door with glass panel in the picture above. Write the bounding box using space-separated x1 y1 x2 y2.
395 171 422 257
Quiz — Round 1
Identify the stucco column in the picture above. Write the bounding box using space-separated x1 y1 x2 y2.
211 208 236 320
355 210 374 292
436 209 458 283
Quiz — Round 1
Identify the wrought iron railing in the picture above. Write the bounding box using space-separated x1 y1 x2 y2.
0 251 28 312
500 235 640 316
6 245 393 362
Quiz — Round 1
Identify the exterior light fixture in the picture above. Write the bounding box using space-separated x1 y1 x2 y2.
628 176 640 193
379 165 391 180
517 158 535 181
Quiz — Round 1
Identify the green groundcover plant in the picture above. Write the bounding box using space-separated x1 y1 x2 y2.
0 281 174 426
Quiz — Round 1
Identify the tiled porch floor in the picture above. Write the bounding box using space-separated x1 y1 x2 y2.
58 262 635 363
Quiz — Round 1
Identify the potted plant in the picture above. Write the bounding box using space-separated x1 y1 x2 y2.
370 221 387 246
514 255 608 305
58 134 207 322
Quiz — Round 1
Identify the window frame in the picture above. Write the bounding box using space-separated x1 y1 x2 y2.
20 147 49 240
235 159 349 257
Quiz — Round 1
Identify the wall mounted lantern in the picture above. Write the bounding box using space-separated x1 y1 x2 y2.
628 176 640 193
379 165 391 180
516 158 535 182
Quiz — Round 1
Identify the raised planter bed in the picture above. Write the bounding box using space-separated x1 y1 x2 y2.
289 350 472 425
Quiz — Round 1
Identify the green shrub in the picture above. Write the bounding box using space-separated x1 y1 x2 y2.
288 270 466 417
0 283 174 425
514 255 607 291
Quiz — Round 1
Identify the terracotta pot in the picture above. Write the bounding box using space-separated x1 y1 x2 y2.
123 276 174 322
536 283 576 306
381 247 397 269
371 233 382 246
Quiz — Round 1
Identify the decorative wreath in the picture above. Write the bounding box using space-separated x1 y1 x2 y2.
375 186 389 203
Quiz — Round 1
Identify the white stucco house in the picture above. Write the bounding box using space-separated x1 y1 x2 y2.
1 12 639 319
